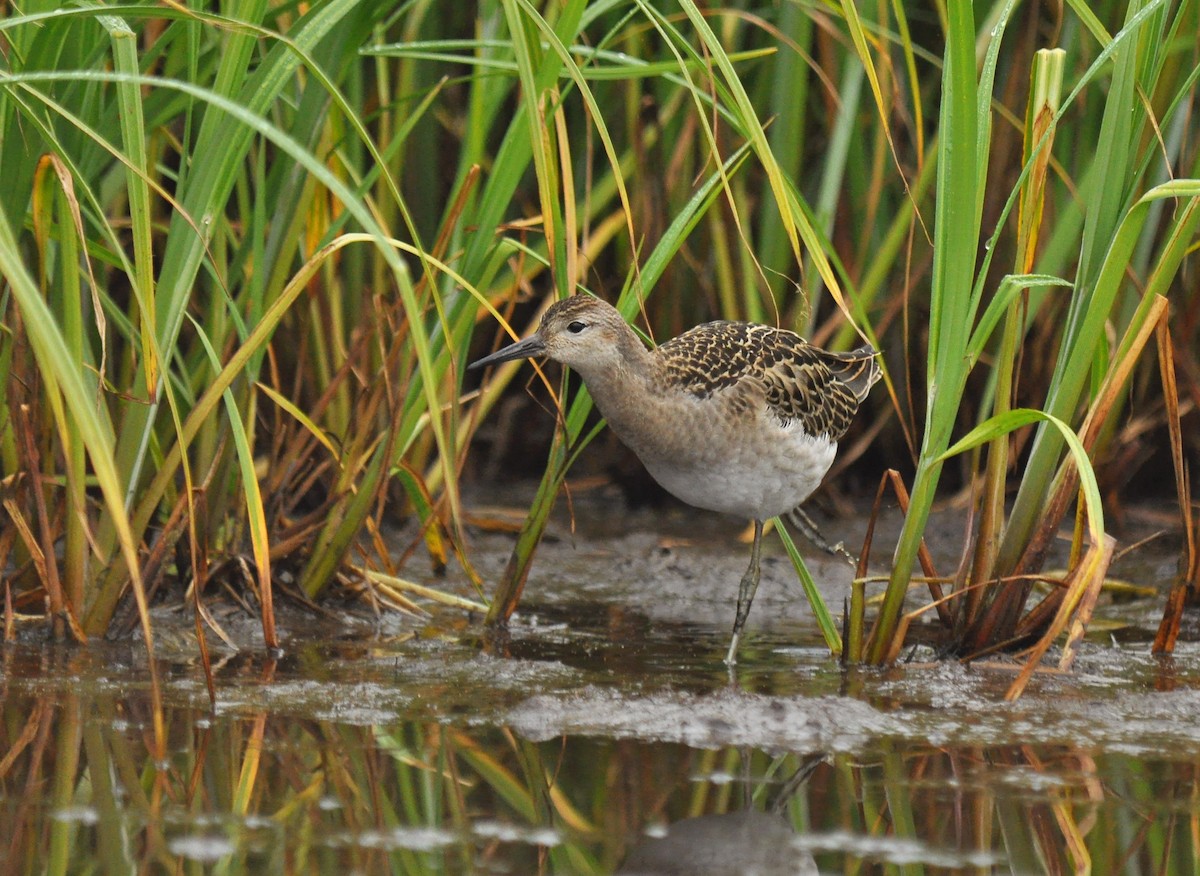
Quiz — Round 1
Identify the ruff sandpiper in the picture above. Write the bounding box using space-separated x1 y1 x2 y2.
471 296 880 664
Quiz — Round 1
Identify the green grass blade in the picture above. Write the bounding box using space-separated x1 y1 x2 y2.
868 0 985 663
775 522 841 655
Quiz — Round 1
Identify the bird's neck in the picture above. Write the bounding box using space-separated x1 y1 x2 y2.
572 327 662 439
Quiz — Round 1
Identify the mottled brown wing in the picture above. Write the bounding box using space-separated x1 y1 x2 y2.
658 322 879 440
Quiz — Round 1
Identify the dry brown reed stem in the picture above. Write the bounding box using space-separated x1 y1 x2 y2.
3 578 13 643
881 581 993 666
1153 314 1195 653
1005 531 1113 700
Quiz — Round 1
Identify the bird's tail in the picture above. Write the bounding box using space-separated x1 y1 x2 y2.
828 344 882 402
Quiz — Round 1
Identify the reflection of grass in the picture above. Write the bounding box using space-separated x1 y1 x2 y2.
2 2 1198 679
4 679 1198 873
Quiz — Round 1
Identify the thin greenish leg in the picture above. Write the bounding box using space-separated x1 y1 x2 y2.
725 519 764 665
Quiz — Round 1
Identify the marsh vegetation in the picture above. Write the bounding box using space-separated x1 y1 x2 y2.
2 1 1199 871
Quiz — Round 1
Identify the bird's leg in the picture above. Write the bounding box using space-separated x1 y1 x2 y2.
725 519 764 665
788 506 857 566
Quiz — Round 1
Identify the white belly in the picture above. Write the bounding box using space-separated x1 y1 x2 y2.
596 377 840 522
639 426 837 521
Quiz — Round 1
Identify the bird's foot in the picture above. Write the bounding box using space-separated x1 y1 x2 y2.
787 506 858 566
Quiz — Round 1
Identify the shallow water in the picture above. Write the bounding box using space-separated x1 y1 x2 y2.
2 497 1197 874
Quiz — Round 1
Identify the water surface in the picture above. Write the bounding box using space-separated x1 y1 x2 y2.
2 499 1196 874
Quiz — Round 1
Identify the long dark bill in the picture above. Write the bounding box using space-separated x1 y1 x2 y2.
468 334 547 370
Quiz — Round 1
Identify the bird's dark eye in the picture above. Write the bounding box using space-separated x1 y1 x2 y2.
567 321 587 334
